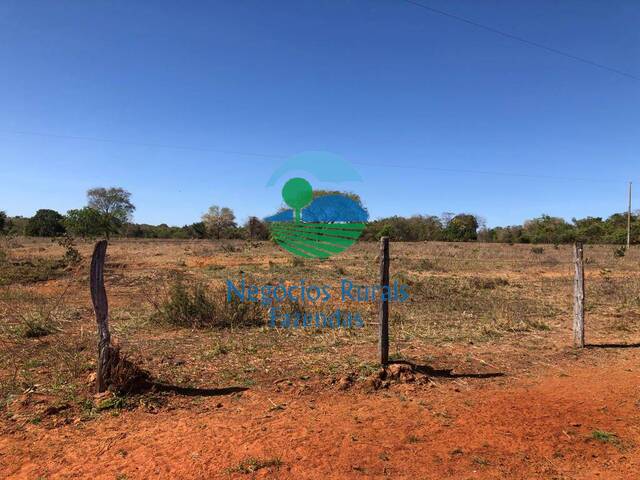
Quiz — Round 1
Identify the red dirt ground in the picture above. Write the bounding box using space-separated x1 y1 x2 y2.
2 350 639 479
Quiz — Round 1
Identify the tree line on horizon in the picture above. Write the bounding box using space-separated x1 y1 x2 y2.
0 186 638 245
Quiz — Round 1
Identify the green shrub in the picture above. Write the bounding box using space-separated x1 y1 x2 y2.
153 277 265 329
591 430 618 444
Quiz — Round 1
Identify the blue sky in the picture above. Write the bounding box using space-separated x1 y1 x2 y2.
1 0 638 227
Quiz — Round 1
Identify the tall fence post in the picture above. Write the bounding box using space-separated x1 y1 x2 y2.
90 240 113 392
573 241 585 348
379 236 390 365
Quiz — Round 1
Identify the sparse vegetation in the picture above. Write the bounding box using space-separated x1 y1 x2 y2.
15 311 59 338
226 457 283 474
57 234 82 265
0 257 66 285
1 237 639 475
151 275 265 328
592 430 618 444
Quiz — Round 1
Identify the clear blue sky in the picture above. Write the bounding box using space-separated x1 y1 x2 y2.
1 0 638 227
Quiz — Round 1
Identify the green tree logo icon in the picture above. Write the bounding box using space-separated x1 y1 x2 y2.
281 178 313 223
264 176 368 259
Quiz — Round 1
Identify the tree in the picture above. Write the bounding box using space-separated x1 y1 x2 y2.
202 206 236 239
361 215 444 242
313 189 364 206
246 216 270 241
523 215 574 244
87 187 135 238
0 211 6 234
573 217 605 244
26 209 66 237
376 224 393 240
6 216 28 236
184 222 207 239
443 214 479 242
484 225 527 244
64 207 105 238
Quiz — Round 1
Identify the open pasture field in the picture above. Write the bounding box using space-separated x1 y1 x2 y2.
2 238 640 479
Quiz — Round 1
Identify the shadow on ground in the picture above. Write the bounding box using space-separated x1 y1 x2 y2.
586 343 640 349
389 360 505 379
148 383 248 396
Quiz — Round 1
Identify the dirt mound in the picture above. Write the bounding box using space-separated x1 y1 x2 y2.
362 363 427 391
335 363 428 392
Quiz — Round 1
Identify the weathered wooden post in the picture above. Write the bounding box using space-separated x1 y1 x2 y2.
379 236 390 365
90 240 114 392
573 241 585 348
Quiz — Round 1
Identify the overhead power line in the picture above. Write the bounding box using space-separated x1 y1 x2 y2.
351 161 627 184
400 0 640 82
0 128 635 184
0 129 285 159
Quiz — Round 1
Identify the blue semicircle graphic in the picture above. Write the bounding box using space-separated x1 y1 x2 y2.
264 195 369 223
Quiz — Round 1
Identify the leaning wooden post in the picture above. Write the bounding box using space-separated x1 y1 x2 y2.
90 240 112 392
573 241 585 348
379 237 390 365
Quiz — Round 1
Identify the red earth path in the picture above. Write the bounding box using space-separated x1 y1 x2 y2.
2 352 640 479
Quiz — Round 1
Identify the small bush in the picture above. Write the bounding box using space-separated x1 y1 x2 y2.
613 246 626 258
152 277 265 329
16 311 58 338
290 256 305 267
470 277 509 290
530 247 544 255
56 235 82 265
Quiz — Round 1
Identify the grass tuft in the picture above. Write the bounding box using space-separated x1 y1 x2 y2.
226 457 283 474
591 430 618 444
15 311 59 338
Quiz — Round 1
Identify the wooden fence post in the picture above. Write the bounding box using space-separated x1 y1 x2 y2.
573 241 585 348
379 236 390 365
90 240 113 392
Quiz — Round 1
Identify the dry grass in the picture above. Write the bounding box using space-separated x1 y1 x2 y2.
2 238 640 425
